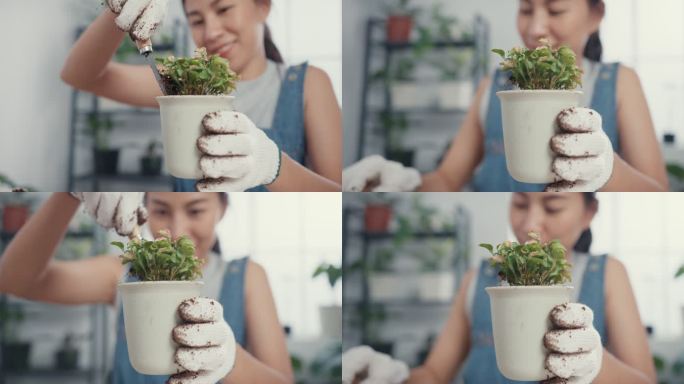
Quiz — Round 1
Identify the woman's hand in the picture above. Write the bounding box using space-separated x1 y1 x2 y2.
342 346 409 384
546 107 614 192
342 155 421 192
168 297 237 384
542 303 602 384
106 0 169 42
196 111 281 192
70 193 147 237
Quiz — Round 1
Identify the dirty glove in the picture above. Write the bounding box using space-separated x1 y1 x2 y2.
343 155 421 192
542 303 602 384
196 111 281 192
107 0 169 42
168 298 236 384
342 345 409 384
70 193 147 237
546 107 614 192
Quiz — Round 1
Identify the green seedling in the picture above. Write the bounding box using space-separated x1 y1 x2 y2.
156 47 238 96
112 230 203 281
480 232 571 286
492 39 582 90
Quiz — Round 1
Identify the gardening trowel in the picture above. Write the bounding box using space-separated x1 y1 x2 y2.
134 37 167 95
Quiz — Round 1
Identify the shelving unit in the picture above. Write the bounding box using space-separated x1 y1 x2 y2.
0 228 109 384
67 21 190 191
356 16 489 167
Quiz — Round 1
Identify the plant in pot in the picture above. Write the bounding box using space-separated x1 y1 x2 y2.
0 304 31 371
481 232 573 381
140 140 163 176
381 111 414 167
155 48 238 179
492 39 583 183
362 193 396 233
312 262 342 339
432 48 473 111
1 193 35 233
85 112 119 175
368 246 411 301
112 230 204 375
416 239 455 302
384 0 418 43
54 333 79 370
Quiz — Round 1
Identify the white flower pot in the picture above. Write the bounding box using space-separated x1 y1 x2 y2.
497 90 582 183
391 82 434 109
369 273 414 301
319 305 342 339
156 96 234 179
485 285 573 381
438 81 472 110
418 272 454 302
118 281 204 375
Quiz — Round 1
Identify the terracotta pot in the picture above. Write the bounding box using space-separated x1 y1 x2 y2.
386 15 413 43
2 204 30 233
364 205 392 232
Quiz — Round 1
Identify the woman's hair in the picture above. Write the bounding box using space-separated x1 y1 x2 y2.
583 0 604 62
574 192 597 253
143 192 229 206
181 0 284 63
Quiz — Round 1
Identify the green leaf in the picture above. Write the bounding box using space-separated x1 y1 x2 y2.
675 265 684 278
479 243 494 254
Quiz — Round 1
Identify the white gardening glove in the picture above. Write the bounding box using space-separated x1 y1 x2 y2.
195 111 281 192
546 107 614 192
168 298 236 384
342 346 409 384
343 155 421 192
542 303 602 384
70 193 147 237
106 0 169 42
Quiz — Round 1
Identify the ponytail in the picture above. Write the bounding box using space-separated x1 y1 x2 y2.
573 192 598 253
263 24 284 63
583 31 603 62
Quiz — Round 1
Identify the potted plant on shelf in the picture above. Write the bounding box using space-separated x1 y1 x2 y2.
416 239 455 302
481 232 573 381
362 193 396 233
140 140 163 176
312 262 342 339
384 0 417 43
155 48 238 179
85 112 119 175
433 48 474 111
492 39 583 183
0 304 31 371
112 230 204 375
381 111 414 167
1 193 35 233
55 333 79 370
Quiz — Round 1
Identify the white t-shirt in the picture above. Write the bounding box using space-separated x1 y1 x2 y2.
233 60 287 129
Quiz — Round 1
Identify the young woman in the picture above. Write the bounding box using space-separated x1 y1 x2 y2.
61 0 341 192
344 0 668 192
344 193 657 384
0 192 294 383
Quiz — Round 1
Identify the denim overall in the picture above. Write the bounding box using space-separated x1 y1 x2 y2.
471 62 620 191
174 62 309 192
460 254 608 383
112 256 249 384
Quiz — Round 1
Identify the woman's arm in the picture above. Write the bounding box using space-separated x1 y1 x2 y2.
408 269 475 383
419 78 489 191
266 66 341 191
0 193 123 305
594 257 657 383
60 9 161 108
223 261 293 384
602 66 668 191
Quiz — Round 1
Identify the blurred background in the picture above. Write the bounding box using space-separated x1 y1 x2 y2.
0 0 342 191
0 192 341 384
342 192 684 384
342 0 684 190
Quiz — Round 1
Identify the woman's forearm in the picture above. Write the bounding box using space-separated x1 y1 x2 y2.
222 345 293 384
602 153 668 191
60 9 125 89
407 365 443 384
0 193 80 295
595 348 656 384
267 154 341 191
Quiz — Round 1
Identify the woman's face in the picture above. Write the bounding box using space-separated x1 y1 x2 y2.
509 193 596 252
517 0 603 58
145 192 226 260
184 0 270 74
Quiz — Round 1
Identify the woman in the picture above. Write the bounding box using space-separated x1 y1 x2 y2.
344 193 657 384
61 0 341 192
0 192 293 383
344 0 668 192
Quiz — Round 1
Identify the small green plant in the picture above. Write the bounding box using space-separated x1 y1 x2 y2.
676 264 684 279
85 113 115 150
492 39 582 90
111 230 203 281
0 304 25 342
156 47 238 96
480 232 572 286
313 262 342 288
